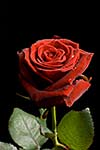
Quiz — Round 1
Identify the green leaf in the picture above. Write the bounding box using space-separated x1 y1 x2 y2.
58 108 94 150
0 142 17 150
9 108 52 150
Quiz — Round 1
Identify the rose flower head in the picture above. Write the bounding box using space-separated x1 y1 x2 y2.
17 36 94 108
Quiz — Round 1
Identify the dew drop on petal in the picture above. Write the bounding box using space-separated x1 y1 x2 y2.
72 55 74 58
74 66 77 70
68 78 72 83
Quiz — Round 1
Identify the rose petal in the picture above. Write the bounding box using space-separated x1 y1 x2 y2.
17 51 51 89
61 48 80 72
64 79 91 107
23 48 53 83
18 74 75 107
29 39 83 82
33 38 79 50
35 44 58 62
46 51 94 91
60 39 79 49
33 39 52 48
31 44 65 68
17 51 37 87
48 40 71 54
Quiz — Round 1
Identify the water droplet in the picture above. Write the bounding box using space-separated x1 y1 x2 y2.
68 78 72 83
85 107 90 113
74 67 77 70
72 55 74 58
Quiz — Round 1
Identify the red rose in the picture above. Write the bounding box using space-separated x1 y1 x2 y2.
17 36 94 107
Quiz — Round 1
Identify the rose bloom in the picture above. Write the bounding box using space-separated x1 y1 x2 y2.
17 36 94 108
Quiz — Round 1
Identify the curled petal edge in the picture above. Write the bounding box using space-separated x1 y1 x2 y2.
18 74 91 108
18 74 73 99
64 79 91 107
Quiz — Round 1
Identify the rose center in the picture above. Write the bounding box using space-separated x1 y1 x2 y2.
48 52 54 57
45 49 56 58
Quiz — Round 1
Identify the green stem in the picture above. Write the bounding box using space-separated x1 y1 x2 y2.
51 106 58 146
51 106 68 149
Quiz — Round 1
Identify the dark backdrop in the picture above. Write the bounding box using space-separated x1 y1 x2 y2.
0 3 98 149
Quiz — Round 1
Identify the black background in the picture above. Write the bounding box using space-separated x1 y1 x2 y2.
0 2 98 149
